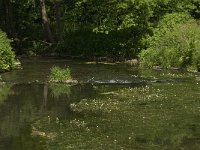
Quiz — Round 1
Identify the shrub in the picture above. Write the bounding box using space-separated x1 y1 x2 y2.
48 66 72 82
190 25 200 71
0 30 16 72
139 13 200 70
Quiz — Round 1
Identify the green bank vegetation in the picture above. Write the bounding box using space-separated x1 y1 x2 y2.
0 30 16 72
139 13 200 71
0 0 200 71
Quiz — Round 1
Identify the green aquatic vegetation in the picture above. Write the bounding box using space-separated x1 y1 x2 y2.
48 66 72 82
1 59 200 149
70 85 165 115
136 68 195 80
31 82 200 149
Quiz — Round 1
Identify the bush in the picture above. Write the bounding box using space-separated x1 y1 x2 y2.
139 13 200 70
0 30 16 72
48 66 72 82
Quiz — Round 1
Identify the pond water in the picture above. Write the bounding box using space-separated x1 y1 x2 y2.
0 58 200 150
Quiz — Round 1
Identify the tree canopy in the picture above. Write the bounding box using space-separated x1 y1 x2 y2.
0 0 199 70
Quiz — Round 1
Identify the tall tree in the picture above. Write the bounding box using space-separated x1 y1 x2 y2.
2 0 16 37
55 1 63 41
40 0 54 43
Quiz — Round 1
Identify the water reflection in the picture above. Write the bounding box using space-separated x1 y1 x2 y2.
49 84 71 99
0 84 12 104
0 58 200 149
0 83 98 150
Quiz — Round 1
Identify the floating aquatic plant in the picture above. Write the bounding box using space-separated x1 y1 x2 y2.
49 66 71 82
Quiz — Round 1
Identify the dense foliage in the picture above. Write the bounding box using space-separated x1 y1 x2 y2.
0 0 199 68
0 30 16 72
139 13 200 70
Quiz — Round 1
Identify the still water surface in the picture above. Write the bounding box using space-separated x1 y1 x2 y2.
0 58 200 150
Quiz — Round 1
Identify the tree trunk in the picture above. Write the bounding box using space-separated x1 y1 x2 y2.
3 0 16 37
55 2 63 41
40 0 54 43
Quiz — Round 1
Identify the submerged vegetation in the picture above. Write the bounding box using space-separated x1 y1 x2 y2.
31 82 200 149
0 59 200 149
